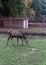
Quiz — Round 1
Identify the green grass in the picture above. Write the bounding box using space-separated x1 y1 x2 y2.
0 34 46 65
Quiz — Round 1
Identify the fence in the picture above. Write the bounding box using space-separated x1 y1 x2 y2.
0 18 46 29
28 18 46 28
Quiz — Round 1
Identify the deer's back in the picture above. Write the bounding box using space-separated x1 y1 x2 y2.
9 30 22 36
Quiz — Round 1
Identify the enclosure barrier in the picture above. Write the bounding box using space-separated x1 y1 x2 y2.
0 18 46 29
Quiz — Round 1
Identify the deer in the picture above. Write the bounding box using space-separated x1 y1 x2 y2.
7 30 28 46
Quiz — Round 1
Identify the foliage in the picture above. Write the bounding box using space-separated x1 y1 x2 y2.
24 0 35 18
1 0 45 18
30 0 41 18
30 0 46 18
0 0 3 17
0 0 36 18
1 0 26 17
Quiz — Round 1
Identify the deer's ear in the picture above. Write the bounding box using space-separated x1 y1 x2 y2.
20 31 23 33
8 29 12 33
8 30 10 33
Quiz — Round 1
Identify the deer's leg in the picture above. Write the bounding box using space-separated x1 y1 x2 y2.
25 39 28 46
17 37 19 45
26 40 28 46
7 35 11 46
21 38 23 46
11 37 14 46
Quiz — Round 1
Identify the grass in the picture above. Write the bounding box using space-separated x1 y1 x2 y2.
0 34 46 65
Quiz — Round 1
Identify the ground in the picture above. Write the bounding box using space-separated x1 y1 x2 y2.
0 34 46 65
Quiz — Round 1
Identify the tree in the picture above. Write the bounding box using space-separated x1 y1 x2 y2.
40 0 46 17
24 0 35 18
30 0 46 18
1 0 11 17
0 0 3 17
1 0 26 17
